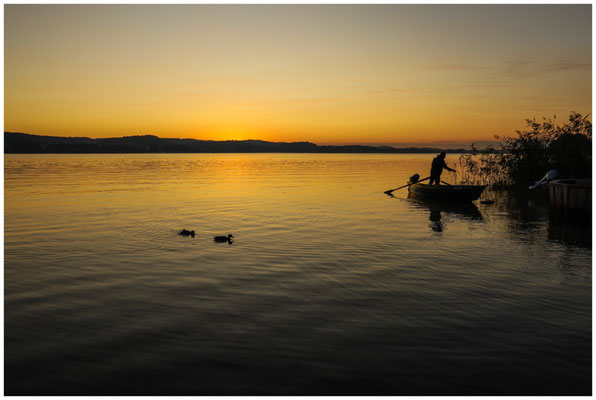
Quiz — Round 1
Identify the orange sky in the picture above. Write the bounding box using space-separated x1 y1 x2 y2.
4 5 592 146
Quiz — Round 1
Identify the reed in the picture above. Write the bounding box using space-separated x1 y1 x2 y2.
457 112 591 188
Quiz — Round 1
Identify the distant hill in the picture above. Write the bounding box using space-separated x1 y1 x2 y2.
4 132 467 154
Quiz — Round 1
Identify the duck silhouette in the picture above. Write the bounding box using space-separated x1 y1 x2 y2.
179 229 195 237
214 234 234 243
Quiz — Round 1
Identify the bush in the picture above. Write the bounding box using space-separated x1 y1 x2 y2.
459 112 591 188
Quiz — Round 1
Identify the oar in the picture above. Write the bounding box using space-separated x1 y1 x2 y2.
384 176 430 195
440 180 451 185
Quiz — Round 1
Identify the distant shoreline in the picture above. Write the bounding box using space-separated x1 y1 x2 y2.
5 132 472 154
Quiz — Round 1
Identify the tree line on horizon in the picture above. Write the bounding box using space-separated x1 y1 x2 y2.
4 132 468 154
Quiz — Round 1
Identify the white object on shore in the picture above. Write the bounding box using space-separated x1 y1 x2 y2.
529 170 560 189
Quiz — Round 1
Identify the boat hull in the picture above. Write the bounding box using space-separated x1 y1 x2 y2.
408 183 486 201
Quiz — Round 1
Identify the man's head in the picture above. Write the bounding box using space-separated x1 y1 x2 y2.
440 151 446 159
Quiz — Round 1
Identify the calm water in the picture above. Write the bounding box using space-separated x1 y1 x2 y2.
4 154 591 395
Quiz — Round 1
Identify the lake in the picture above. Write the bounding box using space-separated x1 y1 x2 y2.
4 153 591 395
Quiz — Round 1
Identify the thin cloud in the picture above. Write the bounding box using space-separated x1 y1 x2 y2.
505 59 532 77
352 88 413 95
426 64 490 71
502 58 591 78
258 97 340 105
547 62 591 72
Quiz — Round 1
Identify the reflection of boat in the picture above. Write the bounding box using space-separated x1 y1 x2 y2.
408 183 486 201
407 197 483 233
408 196 484 221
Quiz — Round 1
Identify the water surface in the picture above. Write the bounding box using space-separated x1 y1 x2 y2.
5 154 591 395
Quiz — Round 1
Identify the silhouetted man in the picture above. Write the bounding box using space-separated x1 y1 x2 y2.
429 152 455 185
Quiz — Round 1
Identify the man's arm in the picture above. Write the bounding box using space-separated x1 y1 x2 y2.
443 159 456 172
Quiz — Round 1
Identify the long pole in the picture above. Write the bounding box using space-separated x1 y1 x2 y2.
384 176 430 195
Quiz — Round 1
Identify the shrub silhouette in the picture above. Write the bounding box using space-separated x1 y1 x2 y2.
459 112 592 188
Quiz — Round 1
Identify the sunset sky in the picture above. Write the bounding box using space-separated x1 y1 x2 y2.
4 4 592 146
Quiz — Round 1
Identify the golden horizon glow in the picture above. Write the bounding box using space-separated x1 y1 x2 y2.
5 5 592 145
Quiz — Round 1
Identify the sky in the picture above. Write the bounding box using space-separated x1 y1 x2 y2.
4 4 592 146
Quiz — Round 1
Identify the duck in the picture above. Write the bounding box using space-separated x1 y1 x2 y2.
214 234 234 243
179 229 195 237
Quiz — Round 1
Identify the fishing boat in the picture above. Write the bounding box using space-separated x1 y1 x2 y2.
408 183 486 201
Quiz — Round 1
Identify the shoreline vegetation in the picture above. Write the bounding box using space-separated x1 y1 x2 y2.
5 132 469 154
457 112 591 188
